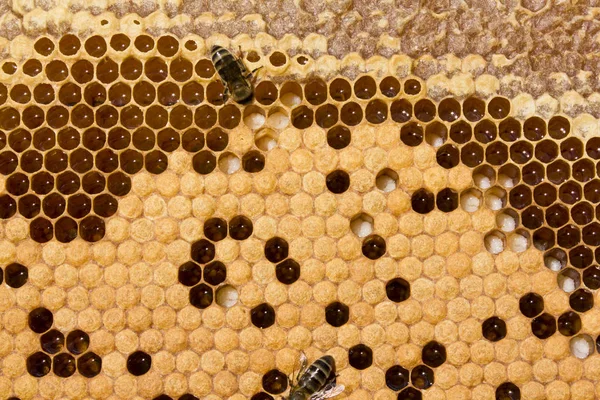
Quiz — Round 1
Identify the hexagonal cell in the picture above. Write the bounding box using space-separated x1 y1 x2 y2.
254 81 278 105
561 137 584 161
375 168 398 193
545 248 567 271
414 99 436 122
243 105 266 130
403 78 422 95
487 96 510 119
461 142 484 167
586 137 600 159
473 165 496 189
523 116 546 141
570 334 595 359
521 205 544 230
304 78 327 105
474 120 497 144
438 98 461 122
255 128 278 151
354 76 377 100
559 181 582 205
379 76 400 98
340 102 363 126
315 104 339 128
390 99 412 123
425 121 447 148
523 162 545 190
485 187 507 211
330 78 352 101
508 229 530 253
436 144 459 169
350 213 374 238
497 164 520 188
365 100 388 124
218 152 241 174
548 115 570 139
533 227 555 251
291 105 314 129
460 189 482 212
496 209 519 232
484 230 506 255
463 97 485 122
268 51 287 67
215 284 238 308
558 268 581 293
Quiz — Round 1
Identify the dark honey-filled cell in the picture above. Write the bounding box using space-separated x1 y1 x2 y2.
55 217 78 243
559 181 582 204
535 140 559 163
557 224 581 249
583 266 600 290
23 59 43 77
68 194 91 219
82 172 105 195
22 106 45 129
531 313 556 339
561 137 584 161
157 82 180 106
0 150 18 175
191 239 215 264
27 352 51 377
586 137 600 159
2 62 16 75
572 202 594 225
0 195 16 219
379 76 400 98
40 329 64 354
545 204 569 228
10 84 32 104
94 194 118 218
251 394 274 400
315 104 339 128
182 129 205 152
521 206 543 229
203 261 226 286
496 382 521 400
548 115 570 139
133 81 155 106
178 262 202 287
411 365 434 389
400 122 423 147
349 344 373 370
108 127 130 150
206 81 226 106
229 215 253 240
84 35 107 57
194 105 217 130
262 369 288 395
421 341 446 368
195 59 215 78
157 128 181 152
218 104 241 129
66 329 90 355
482 316 507 342
573 159 595 183
304 79 327 105
28 307 53 333
110 33 130 51
486 142 509 166
474 120 497 144
438 98 461 122
570 288 594 312
46 60 68 81
46 105 69 129
398 387 422 400
583 222 600 246
487 97 510 119
9 129 32 152
584 180 600 203
6 173 29 196
264 237 289 263
340 102 363 126
436 144 459 169
404 79 421 95
533 183 556 207
414 99 436 122
558 311 582 336
325 301 349 327
42 193 66 218
71 60 94 84
145 150 168 175
463 97 485 122
56 171 80 195
386 365 409 391
251 303 275 328
131 127 155 151
82 128 106 151
510 141 533 164
291 105 314 129
71 104 94 128
411 189 435 214
354 76 377 100
192 150 216 175
121 57 142 80
523 117 546 141
170 57 193 82
127 351 152 376
269 51 287 67
107 172 131 196
79 215 105 242
461 143 484 167
390 99 412 123
5 262 28 288
204 217 227 242
436 188 458 212
146 105 168 129
53 353 76 377
254 81 278 105
206 128 228 152
547 160 570 185
145 57 168 82
84 82 107 106
326 170 350 194
59 34 80 56
327 125 351 149
157 36 179 57
34 37 54 56
77 352 102 378
498 117 521 142
275 259 300 284
170 105 193 129
519 293 544 318
0 107 20 130
108 83 131 107
362 234 386 260
70 148 93 173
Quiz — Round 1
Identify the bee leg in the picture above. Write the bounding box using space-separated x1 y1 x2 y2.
245 66 263 83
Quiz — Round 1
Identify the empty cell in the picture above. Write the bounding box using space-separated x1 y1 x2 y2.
350 213 374 238
376 169 398 192
218 152 241 174
460 189 482 212
425 121 447 148
496 210 518 232
484 230 505 255
243 106 266 130
485 187 507 211
255 129 278 151
280 82 302 107
570 334 595 359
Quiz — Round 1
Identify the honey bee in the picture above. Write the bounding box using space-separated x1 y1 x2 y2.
284 353 345 400
210 45 261 104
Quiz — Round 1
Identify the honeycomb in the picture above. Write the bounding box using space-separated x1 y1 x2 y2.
1 3 600 400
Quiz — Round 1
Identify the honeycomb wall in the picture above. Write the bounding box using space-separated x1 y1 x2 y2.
0 13 600 400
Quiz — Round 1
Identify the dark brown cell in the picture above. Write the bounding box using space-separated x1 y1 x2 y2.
206 128 228 152
414 99 436 122
107 171 131 196
218 105 241 129
59 34 80 56
521 206 543 229
486 142 509 166
1 62 15 75
206 81 226 105
45 106 68 129
386 365 409 391
173 83 201 107
121 57 142 80
254 81 278 105
109 33 130 51
127 350 152 376
6 173 29 195
583 222 600 246
78 352 102 378
436 144 459 169
56 171 80 195
189 283 213 309
269 51 287 67
135 35 154 52
251 303 275 328
54 216 78 243
96 57 118 83
305 79 327 105
275 259 300 284
446 121 470 144
379 76 400 97
10 84 31 104
22 106 45 129
204 217 227 242
31 172 54 195
561 137 584 161
533 183 556 207
557 311 581 337
191 239 215 264
487 97 510 119
463 97 485 122
569 245 593 269
400 122 423 147
349 344 373 370
84 35 107 57
482 316 507 342
157 82 180 106
23 59 43 77
46 60 68 81
107 127 130 150
192 150 216 174
42 193 65 218
107 83 131 107
572 202 594 225
436 188 458 212
144 57 168 82
170 57 193 82
586 137 600 159
461 143 484 167
262 369 288 395
94 194 118 217
436 98 460 122
510 141 533 164
0 150 18 175
157 36 179 57
156 128 180 153
132 127 155 151
548 115 570 139
354 76 377 100
315 104 339 128
523 116 546 141
40 329 64 354
326 170 350 194
0 107 20 130
324 126 351 150
411 189 435 214
57 83 81 106
68 194 91 218
96 105 118 128
496 382 521 400
583 266 600 290
509 185 532 210
0 84 5 106
534 140 558 164
18 194 40 219
195 59 215 78
584 180 600 203
71 104 94 128
559 181 582 204
404 79 421 95
519 293 544 318
390 99 412 123
178 261 202 286
27 352 51 377
79 215 105 242
146 105 168 129
363 100 387 124
70 148 93 173
473 120 497 144
547 160 570 185
145 150 168 174
71 59 94 84
32 84 54 105
82 172 105 195
0 195 16 219
557 224 581 248
325 301 349 327
203 261 226 285
81 127 105 151
170 105 193 130
34 37 54 56
570 288 594 312
291 106 314 129
362 234 386 260
66 329 90 355
182 129 204 152
195 105 217 129
497 117 520 142
340 102 363 126
8 128 31 152
83 82 107 107
28 307 53 333
5 262 27 288
546 204 570 228
265 237 288 263
242 151 265 173
573 159 595 183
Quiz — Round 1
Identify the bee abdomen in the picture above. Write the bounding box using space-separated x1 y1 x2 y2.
299 356 335 393
211 45 236 72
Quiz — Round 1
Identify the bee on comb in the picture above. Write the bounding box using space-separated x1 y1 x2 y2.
211 45 262 104
284 353 345 400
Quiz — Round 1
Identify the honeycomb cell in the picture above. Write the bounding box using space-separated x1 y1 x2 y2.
182 128 204 152
0 195 16 218
170 105 193 129
145 150 168 174
390 99 412 123
206 128 228 152
583 266 600 290
46 60 69 81
404 79 421 95
0 107 20 130
2 62 16 75
473 119 497 144
206 81 226 105
436 144 459 169
436 188 458 212
548 115 570 139
264 237 289 263
534 139 558 164
254 81 278 105
571 202 594 225
203 261 226 286
79 215 105 242
22 105 44 129
127 351 152 376
56 171 80 195
179 262 202 287
84 35 107 57
107 172 131 196
42 193 66 218
40 329 64 354
572 159 594 183
71 104 94 128
379 76 400 97
192 150 216 175
557 224 581 248
275 259 300 284
326 125 351 150
291 105 314 129
170 57 193 82
203 217 227 242
519 293 544 318
96 57 119 83
84 82 107 106
561 137 584 161
0 150 18 175
55 217 78 243
81 128 105 151
463 97 485 122
27 352 51 377
58 82 82 106
586 137 600 159
326 170 350 194
28 307 53 333
107 83 131 107
251 303 275 328
110 33 130 51
6 172 29 196
414 99 436 122
269 51 287 67
145 57 168 82
583 222 600 246
131 127 154 151
436 98 460 122
229 215 253 240
45 105 68 129
78 352 102 378
5 262 28 288
510 141 533 164
23 59 43 77
9 128 31 152
251 394 274 400
121 57 143 80
533 183 556 207
421 341 446 368
340 102 363 126
195 105 217 129
584 180 600 203
315 104 339 128
157 128 180 152
71 60 94 84
521 206 543 229
93 194 117 217
487 96 510 119
570 288 594 312
559 181 582 204
486 142 509 165
218 104 241 129
571 245 594 268
146 105 168 129
482 316 507 342
545 204 569 228
461 142 484 167
54 353 76 377
386 365 409 391
425 121 447 147
496 382 520 400
10 84 31 103
34 37 54 56
558 311 582 336
398 387 422 400
262 369 288 395
96 105 118 128
156 82 180 106
195 59 215 78
547 160 570 184
325 301 349 327
106 127 130 150
305 78 328 105
531 313 556 339
157 36 179 57
32 84 54 105
191 239 216 264
362 234 386 259
66 329 90 355
59 34 80 56
67 193 91 218
400 122 424 147
330 78 352 101
411 365 433 389
81 172 105 195
354 76 377 99
0 84 5 105
70 148 93 173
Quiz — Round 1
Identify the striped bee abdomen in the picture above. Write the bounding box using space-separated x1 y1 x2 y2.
298 355 335 393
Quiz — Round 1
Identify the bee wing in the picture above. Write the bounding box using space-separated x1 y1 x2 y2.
309 383 345 399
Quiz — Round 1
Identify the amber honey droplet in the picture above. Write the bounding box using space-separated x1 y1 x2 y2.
56 171 80 195
28 307 53 333
386 365 409 391
0 150 18 175
84 82 107 106
251 303 275 328
23 59 43 77
70 148 93 173
253 81 277 105
43 193 66 218
40 329 64 354
482 316 507 341
521 206 543 229
127 351 152 376
509 185 532 209
71 60 94 84
66 329 90 355
559 181 582 204
192 150 216 174
340 102 363 126
110 33 130 51
46 60 68 81
108 83 131 107
79 215 105 242
218 104 241 129
145 150 168 174
5 262 28 287
326 170 350 194
0 195 16 219
404 79 421 95
400 122 423 146
262 369 288 394
27 352 51 377
9 128 31 152
463 97 485 121
519 293 544 318
325 301 349 327
59 34 81 56
182 128 204 152
390 99 412 123
557 311 582 336
291 105 314 129
496 382 520 400
34 37 55 56
362 234 386 260
170 57 193 82
189 283 213 309
134 35 154 52
84 35 107 57
206 81 226 105
53 352 76 377
436 98 460 122
365 100 388 124
6 173 29 195
411 189 435 214
191 239 215 264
